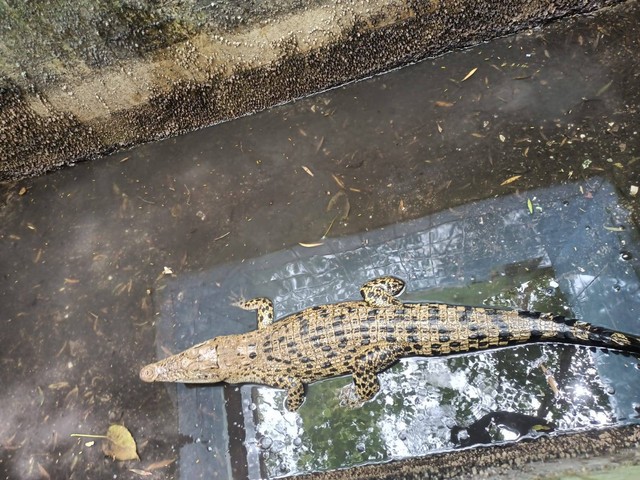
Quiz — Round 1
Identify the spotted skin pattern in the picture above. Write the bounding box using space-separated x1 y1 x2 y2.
235 297 275 329
140 276 640 411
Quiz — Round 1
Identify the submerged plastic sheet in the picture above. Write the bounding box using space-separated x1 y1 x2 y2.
154 177 640 479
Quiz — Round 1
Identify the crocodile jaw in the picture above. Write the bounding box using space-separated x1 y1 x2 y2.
139 339 224 383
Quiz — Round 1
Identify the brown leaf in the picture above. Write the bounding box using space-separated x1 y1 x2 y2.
102 425 139 461
434 101 454 107
146 458 176 470
129 469 152 476
37 463 50 480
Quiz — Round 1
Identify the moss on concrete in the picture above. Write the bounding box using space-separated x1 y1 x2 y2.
0 0 623 180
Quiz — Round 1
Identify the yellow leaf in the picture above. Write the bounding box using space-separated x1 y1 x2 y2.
527 198 533 214
461 67 478 82
129 469 152 476
103 425 139 461
299 242 323 248
434 100 454 107
500 175 522 186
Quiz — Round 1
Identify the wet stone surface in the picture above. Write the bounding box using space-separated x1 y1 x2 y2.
1 2 640 479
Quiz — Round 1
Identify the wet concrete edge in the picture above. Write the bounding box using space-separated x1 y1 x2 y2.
290 424 640 480
0 0 623 181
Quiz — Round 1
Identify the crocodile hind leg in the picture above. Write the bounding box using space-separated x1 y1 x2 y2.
360 276 406 307
347 344 405 405
232 297 275 329
272 376 306 411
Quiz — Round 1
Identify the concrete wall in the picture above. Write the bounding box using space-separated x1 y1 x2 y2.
0 0 621 180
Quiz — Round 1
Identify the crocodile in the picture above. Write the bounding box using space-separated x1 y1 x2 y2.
139 276 640 411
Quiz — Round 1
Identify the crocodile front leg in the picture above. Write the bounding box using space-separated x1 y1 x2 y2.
233 297 275 329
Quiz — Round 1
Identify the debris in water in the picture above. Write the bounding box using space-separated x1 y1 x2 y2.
500 175 522 186
461 67 478 82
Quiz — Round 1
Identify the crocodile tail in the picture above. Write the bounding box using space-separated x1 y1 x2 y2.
545 314 640 355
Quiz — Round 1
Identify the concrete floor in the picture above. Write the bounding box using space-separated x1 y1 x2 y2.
1 1 640 479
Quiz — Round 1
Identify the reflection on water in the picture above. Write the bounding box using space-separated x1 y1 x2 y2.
252 345 629 477
247 278 624 477
156 177 640 479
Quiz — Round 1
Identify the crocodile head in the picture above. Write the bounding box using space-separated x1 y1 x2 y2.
139 337 226 384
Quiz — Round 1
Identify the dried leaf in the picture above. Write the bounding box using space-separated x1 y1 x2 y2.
461 67 478 82
299 242 323 248
603 226 624 232
19 187 28 196
326 190 346 212
434 101 454 107
162 266 174 275
129 469 152 476
500 175 522 186
147 458 176 470
301 166 314 177
540 364 559 397
326 191 350 220
527 198 533 215
102 425 139 461
37 463 50 480
596 79 613 97
331 174 345 189
48 382 70 390
213 232 230 241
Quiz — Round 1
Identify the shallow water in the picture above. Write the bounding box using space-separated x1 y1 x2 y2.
1 2 640 479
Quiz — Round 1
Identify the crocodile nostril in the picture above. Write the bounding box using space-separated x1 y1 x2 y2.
139 365 157 382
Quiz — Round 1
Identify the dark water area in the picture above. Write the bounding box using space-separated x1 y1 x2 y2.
1 2 640 479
